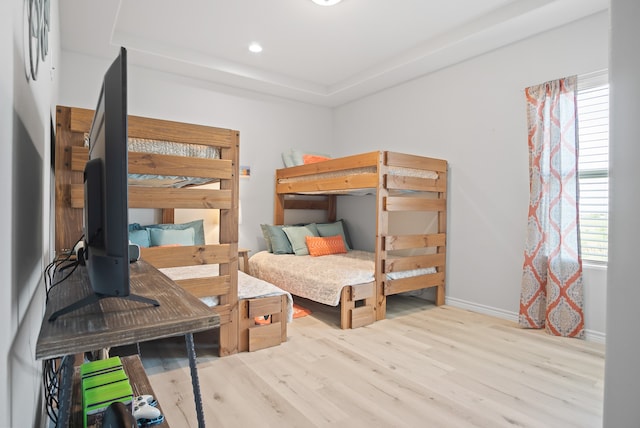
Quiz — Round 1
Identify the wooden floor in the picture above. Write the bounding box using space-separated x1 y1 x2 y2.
135 296 605 428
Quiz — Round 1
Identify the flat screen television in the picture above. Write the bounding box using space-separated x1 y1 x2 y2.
49 47 158 321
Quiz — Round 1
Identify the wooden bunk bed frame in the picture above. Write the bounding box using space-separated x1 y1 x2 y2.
54 105 255 355
274 151 447 328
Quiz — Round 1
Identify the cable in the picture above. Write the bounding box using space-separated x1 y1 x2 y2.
42 358 61 425
42 235 83 426
46 261 80 302
44 235 83 303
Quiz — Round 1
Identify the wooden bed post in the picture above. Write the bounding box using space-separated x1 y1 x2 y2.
436 166 448 306
274 177 285 225
218 130 240 356
161 208 175 224
54 106 86 253
327 195 337 222
375 151 388 321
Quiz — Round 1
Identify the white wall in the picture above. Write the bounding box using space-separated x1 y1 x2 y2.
333 12 609 338
0 0 12 421
0 0 11 423
603 1 640 426
58 51 334 253
1 0 60 426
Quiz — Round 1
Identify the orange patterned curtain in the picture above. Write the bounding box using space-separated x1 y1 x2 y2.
519 76 585 338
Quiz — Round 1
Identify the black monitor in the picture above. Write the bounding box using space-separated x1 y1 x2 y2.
49 47 158 321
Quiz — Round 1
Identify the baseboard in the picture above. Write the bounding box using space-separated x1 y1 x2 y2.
584 329 606 344
445 296 606 344
445 296 519 323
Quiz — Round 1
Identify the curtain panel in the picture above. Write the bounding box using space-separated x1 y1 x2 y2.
519 76 585 338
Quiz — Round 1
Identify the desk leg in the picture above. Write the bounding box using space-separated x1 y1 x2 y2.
185 333 205 428
55 354 75 426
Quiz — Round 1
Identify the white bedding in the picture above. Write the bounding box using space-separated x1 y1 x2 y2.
248 250 436 307
159 265 293 322
85 135 221 188
127 138 220 187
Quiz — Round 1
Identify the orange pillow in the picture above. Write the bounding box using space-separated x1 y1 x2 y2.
305 235 347 257
302 154 331 164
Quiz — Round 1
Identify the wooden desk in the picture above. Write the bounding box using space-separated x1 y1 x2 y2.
36 260 219 427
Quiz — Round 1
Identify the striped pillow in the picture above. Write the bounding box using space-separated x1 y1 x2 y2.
305 235 347 257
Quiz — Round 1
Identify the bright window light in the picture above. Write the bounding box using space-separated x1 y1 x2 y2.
577 72 609 264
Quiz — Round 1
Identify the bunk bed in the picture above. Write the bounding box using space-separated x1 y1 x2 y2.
249 151 447 329
54 105 290 355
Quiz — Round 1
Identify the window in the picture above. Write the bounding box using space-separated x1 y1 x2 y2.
577 72 609 264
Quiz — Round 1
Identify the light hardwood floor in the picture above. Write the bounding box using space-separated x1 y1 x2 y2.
136 296 605 428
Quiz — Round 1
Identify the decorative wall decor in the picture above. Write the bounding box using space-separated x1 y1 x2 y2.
24 0 51 81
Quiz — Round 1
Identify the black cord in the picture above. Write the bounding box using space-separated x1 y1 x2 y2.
46 261 80 302
42 358 60 425
44 235 84 303
42 235 83 426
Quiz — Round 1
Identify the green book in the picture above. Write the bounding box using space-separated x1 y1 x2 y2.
80 356 123 379
82 368 128 391
83 379 133 428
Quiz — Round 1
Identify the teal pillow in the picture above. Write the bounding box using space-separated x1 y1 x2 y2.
264 225 293 254
129 223 144 232
316 220 351 250
149 227 195 247
282 224 319 256
281 151 295 168
128 229 150 248
260 224 273 252
145 219 205 245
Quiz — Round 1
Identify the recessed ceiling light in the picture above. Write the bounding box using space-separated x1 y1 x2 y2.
248 42 263 53
312 0 342 6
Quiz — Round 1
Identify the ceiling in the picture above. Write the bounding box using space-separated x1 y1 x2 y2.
60 0 608 107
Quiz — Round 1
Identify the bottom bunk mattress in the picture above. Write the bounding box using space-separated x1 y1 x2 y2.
248 250 435 307
159 265 293 322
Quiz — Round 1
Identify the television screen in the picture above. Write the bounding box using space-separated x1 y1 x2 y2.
48 47 158 321
84 46 130 296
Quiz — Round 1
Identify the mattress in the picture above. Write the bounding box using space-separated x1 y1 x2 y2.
248 250 436 306
159 265 293 322
85 135 221 188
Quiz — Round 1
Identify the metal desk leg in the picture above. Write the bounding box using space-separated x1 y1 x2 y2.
50 354 74 427
185 333 205 428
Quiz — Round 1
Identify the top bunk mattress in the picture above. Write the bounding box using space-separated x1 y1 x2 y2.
128 137 220 187
248 250 435 306
85 135 221 188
